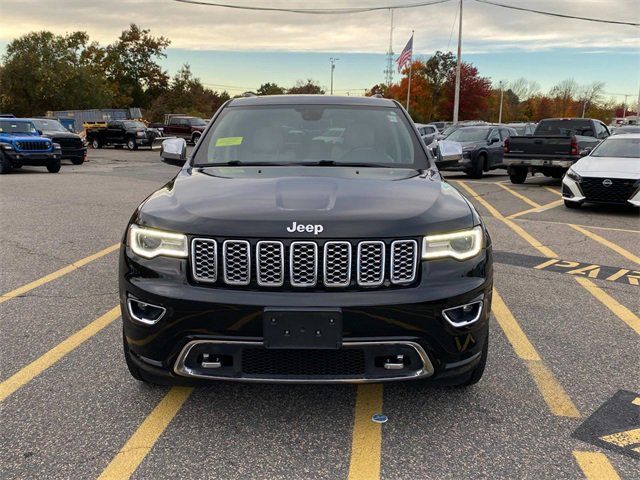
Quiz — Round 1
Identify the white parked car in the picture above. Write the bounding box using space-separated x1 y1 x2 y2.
562 133 640 208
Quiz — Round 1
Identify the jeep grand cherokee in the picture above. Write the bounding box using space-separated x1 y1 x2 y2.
119 95 493 386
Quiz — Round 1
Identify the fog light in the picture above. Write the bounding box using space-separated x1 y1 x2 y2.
127 297 166 325
442 301 483 327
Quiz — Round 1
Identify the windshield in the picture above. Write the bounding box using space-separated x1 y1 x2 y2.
590 137 640 159
535 120 593 136
442 126 458 136
446 128 490 142
123 121 146 129
0 120 37 134
612 126 640 135
189 118 207 126
192 105 428 168
31 119 67 132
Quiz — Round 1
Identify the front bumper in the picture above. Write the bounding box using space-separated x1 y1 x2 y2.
60 147 87 161
2 149 61 165
562 175 640 206
120 245 493 384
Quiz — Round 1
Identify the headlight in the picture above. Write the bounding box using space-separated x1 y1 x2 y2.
422 226 483 261
53 142 61 150
128 225 188 259
136 131 146 137
0 142 12 150
566 168 582 182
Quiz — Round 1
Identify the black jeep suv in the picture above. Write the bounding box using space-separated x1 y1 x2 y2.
119 95 493 387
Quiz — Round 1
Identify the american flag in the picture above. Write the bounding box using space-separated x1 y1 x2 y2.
396 34 413 73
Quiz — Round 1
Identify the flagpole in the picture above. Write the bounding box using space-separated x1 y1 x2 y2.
406 31 414 113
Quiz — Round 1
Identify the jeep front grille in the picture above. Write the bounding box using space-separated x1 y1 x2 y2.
223 240 250 285
191 238 419 290
256 241 285 287
15 140 50 151
191 238 217 283
390 240 418 284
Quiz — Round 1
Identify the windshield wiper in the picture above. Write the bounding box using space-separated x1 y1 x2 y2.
289 160 390 168
196 160 293 167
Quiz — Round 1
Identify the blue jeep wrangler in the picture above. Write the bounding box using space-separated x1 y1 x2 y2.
0 118 62 174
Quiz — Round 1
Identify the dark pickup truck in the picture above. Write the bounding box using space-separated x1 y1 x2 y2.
29 118 86 165
503 118 610 184
86 120 162 150
159 115 207 144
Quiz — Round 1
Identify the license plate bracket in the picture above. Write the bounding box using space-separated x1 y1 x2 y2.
263 308 342 349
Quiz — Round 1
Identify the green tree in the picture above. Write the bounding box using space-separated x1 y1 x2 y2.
420 51 456 120
257 82 285 95
287 79 325 95
0 31 112 116
146 64 230 121
102 24 171 108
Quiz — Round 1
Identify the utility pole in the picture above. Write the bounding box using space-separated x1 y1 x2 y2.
384 9 395 86
453 0 463 123
330 58 339 95
622 94 629 119
636 86 640 124
498 81 504 123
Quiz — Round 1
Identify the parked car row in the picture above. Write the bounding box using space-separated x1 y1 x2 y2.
0 117 86 174
86 120 163 150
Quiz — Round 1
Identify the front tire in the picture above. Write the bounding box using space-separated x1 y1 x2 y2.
459 337 488 387
126 138 138 151
564 199 581 209
509 167 528 184
191 132 201 145
123 330 146 382
46 159 61 173
91 138 101 149
0 154 12 174
465 154 485 179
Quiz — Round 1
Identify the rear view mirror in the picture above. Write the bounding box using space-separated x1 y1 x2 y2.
160 137 187 164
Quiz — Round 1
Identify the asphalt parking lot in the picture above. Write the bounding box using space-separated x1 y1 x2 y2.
1 148 638 479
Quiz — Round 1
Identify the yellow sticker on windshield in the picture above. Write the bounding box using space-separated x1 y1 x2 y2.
215 136 243 147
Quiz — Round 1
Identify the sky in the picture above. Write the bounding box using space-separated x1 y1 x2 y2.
0 0 638 101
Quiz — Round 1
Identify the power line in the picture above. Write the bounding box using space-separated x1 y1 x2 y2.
171 0 453 14
474 0 640 27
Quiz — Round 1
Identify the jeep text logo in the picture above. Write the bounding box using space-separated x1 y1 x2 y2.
286 221 324 235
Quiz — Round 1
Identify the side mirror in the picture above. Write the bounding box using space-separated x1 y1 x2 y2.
437 140 463 166
160 137 187 164
489 137 500 144
36 129 43 136
579 147 592 157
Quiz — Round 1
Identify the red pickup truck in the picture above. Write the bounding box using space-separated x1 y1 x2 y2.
157 116 207 145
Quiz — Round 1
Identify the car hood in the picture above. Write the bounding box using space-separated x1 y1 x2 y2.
41 130 80 139
573 156 640 178
134 167 476 238
0 133 46 142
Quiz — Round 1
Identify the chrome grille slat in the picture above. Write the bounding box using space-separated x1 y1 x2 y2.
191 239 217 283
223 240 250 285
290 242 318 287
357 241 385 287
323 241 352 287
256 241 284 287
390 240 418 284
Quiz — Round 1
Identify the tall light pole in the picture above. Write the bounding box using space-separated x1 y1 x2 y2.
330 57 339 95
498 80 505 123
452 0 463 123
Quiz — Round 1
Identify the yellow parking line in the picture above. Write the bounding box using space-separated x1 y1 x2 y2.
574 277 640 335
496 182 541 208
544 186 562 196
454 181 558 257
507 199 564 219
492 290 580 417
569 224 640 266
0 306 120 402
98 386 193 480
573 451 620 480
0 243 120 305
457 180 640 336
514 219 639 235
348 384 383 480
